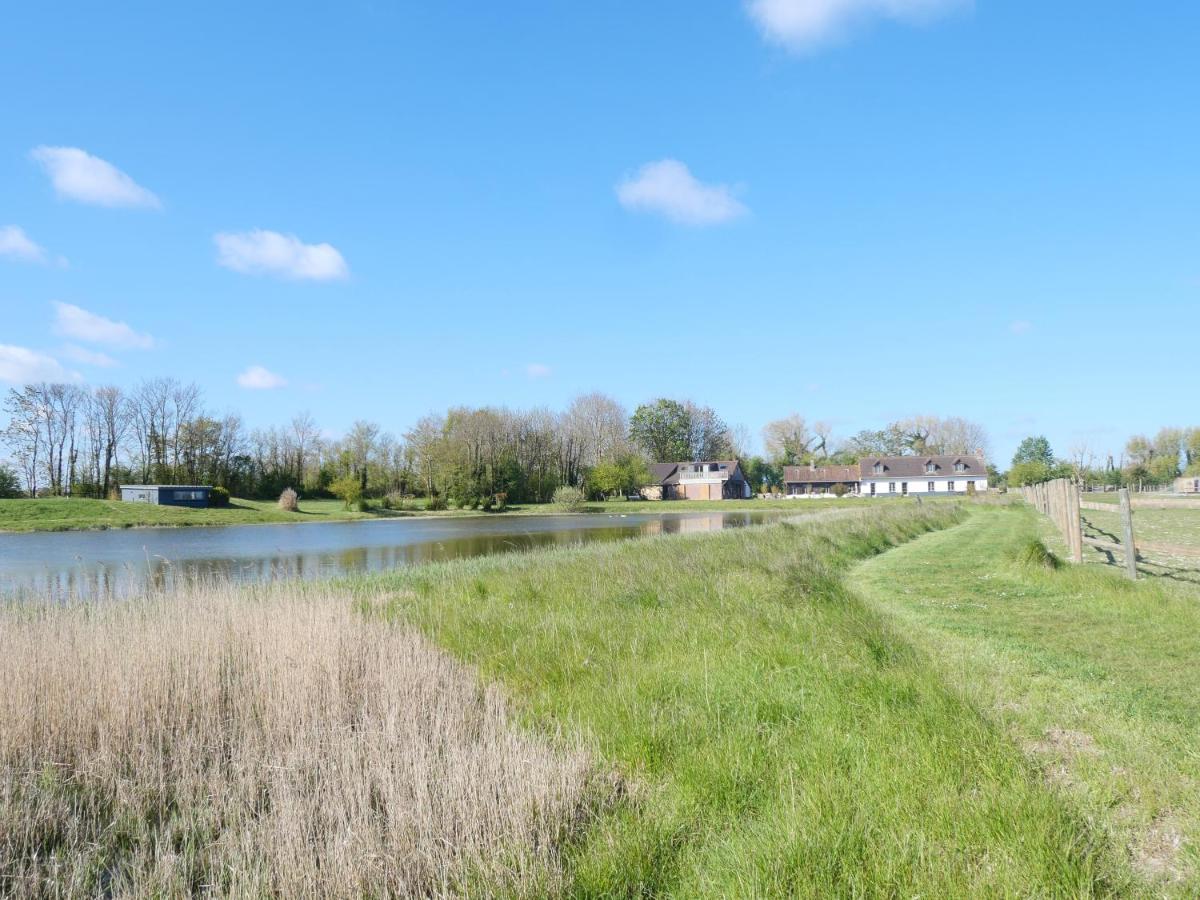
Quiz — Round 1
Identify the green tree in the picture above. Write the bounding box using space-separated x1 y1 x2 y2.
0 463 22 498
588 454 651 498
1007 461 1050 487
1012 435 1055 468
629 399 692 462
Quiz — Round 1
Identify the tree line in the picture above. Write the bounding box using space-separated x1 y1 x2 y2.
1 378 994 503
1007 429 1200 488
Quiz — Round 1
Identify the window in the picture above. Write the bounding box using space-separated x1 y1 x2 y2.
870 483 876 496
172 490 206 501
954 461 966 473
928 481 936 492
888 482 896 493
967 480 976 491
948 481 955 492
873 462 884 475
925 462 936 474
901 482 908 495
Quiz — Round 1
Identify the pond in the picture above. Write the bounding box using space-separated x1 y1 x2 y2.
0 510 782 600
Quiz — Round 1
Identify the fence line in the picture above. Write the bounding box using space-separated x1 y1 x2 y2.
1021 479 1200 579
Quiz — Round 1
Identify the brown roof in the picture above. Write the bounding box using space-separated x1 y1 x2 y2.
783 465 859 484
859 455 985 478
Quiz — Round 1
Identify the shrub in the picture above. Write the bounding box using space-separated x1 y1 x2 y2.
1014 538 1060 570
552 485 586 512
278 488 299 512
426 494 448 511
831 483 848 498
381 492 412 512
355 498 372 513
0 464 21 499
493 492 507 512
209 486 231 507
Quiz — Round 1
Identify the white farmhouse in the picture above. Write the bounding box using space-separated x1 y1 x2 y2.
858 455 989 497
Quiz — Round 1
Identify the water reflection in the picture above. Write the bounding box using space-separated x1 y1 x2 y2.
0 511 773 601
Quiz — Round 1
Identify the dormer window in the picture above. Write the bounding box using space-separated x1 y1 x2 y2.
873 462 884 475
954 460 966 473
925 461 937 474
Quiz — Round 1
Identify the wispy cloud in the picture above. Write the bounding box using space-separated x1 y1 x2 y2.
525 363 552 378
237 365 288 389
616 159 747 226
1009 319 1033 335
215 230 349 281
745 0 965 52
60 344 119 368
0 225 65 266
52 302 155 349
30 146 161 209
0 345 80 384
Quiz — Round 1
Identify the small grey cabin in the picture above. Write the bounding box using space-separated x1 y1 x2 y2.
120 485 212 507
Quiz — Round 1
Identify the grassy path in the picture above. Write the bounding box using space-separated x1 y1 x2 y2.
371 505 1128 896
850 504 1200 894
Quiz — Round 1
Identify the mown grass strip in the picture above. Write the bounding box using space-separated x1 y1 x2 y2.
371 504 1129 897
851 504 1200 894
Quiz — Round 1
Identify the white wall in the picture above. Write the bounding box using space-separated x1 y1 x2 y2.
861 476 988 496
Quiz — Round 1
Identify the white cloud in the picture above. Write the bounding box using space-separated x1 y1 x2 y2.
616 159 747 226
30 146 161 209
60 344 119 368
1009 319 1033 335
0 225 55 265
0 345 80 384
237 365 288 390
52 302 155 349
525 363 552 378
214 230 349 281
746 0 964 51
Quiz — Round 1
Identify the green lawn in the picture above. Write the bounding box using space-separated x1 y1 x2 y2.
851 504 1200 893
361 504 1130 896
0 495 869 533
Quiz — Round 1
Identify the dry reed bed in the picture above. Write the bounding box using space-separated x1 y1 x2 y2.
0 583 604 897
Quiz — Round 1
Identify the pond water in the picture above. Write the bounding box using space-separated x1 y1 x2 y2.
0 511 781 600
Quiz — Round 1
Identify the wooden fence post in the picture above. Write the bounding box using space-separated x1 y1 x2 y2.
1067 481 1083 563
1118 488 1138 580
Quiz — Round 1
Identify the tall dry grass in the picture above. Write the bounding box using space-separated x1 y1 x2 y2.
0 583 605 897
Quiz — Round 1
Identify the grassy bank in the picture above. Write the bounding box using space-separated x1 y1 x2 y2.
367 503 1128 895
0 495 866 533
850 504 1200 893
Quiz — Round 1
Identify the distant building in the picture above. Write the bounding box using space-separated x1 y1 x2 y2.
1175 476 1200 495
642 460 752 501
783 464 861 496
859 455 988 497
119 484 213 507
782 456 990 497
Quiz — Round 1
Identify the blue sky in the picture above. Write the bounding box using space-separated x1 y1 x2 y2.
2 1 1197 465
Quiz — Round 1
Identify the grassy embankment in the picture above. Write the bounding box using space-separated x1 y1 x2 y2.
851 503 1200 893
4 502 1152 895
0 495 866 533
366 502 1130 896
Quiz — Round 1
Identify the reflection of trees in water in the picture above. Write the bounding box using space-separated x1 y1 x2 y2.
10 512 776 602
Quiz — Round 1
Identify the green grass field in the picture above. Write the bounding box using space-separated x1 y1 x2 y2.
852 504 1200 893
0 495 868 533
360 503 1134 895
1078 500 1200 582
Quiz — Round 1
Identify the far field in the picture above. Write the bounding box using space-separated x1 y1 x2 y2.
0 495 870 533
